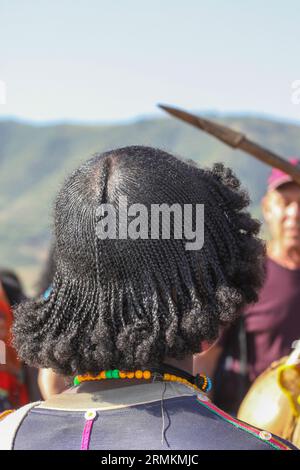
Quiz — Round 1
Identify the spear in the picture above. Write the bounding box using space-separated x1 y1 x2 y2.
158 104 300 185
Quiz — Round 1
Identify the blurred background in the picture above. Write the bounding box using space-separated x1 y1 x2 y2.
1 0 300 294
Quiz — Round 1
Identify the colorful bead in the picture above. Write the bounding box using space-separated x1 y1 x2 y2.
194 373 212 392
135 370 143 379
206 377 212 392
112 369 119 379
74 376 80 386
74 369 212 397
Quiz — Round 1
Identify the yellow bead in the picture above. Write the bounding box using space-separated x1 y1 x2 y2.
164 374 171 381
126 372 134 379
119 371 127 379
143 371 151 379
135 370 143 379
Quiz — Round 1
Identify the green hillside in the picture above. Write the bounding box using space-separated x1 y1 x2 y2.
1 114 300 294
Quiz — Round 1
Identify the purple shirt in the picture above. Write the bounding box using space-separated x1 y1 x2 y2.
214 257 300 414
245 257 300 380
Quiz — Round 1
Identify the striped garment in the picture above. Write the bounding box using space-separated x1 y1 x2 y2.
0 381 297 450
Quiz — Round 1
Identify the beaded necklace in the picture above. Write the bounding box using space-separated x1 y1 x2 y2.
74 365 212 451
74 366 212 394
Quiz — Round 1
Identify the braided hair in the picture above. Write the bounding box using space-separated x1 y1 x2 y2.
13 146 265 376
36 243 56 296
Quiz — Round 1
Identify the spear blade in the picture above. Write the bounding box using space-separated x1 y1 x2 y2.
158 104 300 185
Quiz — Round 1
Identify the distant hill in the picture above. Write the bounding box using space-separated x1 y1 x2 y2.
1 114 300 293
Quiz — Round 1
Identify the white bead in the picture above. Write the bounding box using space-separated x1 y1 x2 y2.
259 431 272 441
197 393 210 402
84 409 97 420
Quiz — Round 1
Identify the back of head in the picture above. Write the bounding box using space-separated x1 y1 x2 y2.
36 244 56 297
13 146 265 375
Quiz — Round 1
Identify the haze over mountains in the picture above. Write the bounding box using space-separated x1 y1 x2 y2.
1 113 300 292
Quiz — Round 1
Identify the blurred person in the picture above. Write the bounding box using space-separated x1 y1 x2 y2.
0 146 294 450
0 270 26 307
0 281 9 341
213 158 300 415
0 269 42 403
0 279 28 411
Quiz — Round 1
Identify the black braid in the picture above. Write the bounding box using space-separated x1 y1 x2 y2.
12 146 265 375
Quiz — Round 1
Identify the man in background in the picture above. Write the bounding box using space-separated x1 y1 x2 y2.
213 158 300 415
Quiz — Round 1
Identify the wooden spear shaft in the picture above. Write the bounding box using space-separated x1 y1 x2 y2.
158 104 300 186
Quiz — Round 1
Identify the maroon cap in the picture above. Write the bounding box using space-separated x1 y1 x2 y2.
267 158 300 191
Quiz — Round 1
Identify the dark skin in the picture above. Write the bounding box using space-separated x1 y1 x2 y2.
40 344 221 400
38 368 70 399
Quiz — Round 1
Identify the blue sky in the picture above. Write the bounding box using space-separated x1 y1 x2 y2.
1 0 300 123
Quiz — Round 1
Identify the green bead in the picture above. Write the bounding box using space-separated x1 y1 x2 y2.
106 370 113 379
112 369 120 379
73 376 80 386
